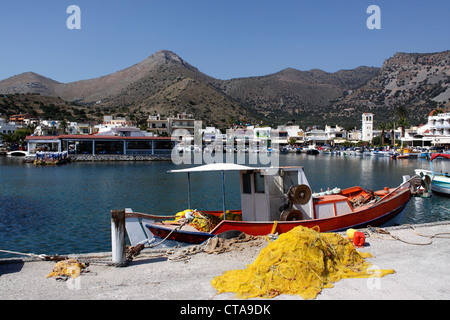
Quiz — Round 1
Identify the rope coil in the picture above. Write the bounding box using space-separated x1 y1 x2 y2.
366 224 450 246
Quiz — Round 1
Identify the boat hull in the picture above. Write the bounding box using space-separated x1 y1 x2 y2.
431 180 450 195
148 224 214 244
145 188 412 244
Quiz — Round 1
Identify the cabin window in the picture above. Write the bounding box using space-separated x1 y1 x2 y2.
242 173 252 194
283 171 298 193
254 172 265 194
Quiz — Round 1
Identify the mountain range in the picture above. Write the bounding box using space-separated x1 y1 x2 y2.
0 49 449 129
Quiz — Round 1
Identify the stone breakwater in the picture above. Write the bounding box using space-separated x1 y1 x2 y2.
69 154 172 161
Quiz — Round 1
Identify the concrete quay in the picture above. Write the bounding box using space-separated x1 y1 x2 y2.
0 221 449 300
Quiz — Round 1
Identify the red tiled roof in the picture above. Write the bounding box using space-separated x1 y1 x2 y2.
26 135 173 141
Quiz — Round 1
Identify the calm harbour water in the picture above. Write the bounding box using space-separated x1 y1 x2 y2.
0 153 449 259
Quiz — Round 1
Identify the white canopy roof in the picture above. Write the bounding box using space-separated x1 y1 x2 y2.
168 163 259 173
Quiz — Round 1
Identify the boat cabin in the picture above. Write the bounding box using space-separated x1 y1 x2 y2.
239 166 353 222
170 164 356 223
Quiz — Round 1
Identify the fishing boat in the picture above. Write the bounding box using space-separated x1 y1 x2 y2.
372 149 391 157
123 163 420 246
415 153 450 195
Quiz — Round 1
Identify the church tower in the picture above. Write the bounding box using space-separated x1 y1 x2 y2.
362 113 374 142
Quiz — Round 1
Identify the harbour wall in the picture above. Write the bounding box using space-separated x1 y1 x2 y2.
69 154 172 161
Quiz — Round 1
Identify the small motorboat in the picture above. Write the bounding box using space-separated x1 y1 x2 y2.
122 163 419 246
415 153 450 195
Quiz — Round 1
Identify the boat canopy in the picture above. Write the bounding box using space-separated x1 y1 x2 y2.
168 163 260 173
430 153 450 161
169 163 263 215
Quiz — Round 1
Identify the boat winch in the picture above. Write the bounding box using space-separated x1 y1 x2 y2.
280 184 312 221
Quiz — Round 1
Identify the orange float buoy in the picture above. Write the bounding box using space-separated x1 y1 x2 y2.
353 231 365 247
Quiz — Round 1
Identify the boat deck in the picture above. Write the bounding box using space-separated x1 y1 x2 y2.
153 221 201 233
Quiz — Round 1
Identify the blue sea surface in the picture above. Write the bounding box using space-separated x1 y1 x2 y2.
0 154 448 258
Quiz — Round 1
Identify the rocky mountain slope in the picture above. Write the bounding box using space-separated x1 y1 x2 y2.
0 72 61 96
213 66 380 126
0 50 448 129
333 51 450 126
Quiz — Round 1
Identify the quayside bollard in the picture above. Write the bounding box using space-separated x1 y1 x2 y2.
111 210 127 267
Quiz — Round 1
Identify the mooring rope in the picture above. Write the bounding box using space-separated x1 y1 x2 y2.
366 224 450 246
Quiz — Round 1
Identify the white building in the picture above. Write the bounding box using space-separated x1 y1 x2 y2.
0 118 18 135
103 115 134 127
304 129 332 147
285 125 304 144
147 113 196 137
361 113 374 142
403 111 450 147
0 118 18 145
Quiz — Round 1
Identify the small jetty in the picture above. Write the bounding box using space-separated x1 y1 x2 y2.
29 151 70 166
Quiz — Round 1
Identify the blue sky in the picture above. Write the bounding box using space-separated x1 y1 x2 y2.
1 0 449 83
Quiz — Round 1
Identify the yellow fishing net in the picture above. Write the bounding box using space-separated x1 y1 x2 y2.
47 259 87 279
174 209 241 232
211 226 394 299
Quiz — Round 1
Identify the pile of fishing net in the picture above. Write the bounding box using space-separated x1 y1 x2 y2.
46 259 87 280
174 209 241 232
211 226 394 299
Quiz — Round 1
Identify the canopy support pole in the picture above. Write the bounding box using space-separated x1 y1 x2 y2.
187 172 191 209
222 171 226 219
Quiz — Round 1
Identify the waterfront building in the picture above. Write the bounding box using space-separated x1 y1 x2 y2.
402 111 450 148
254 126 272 148
285 126 304 144
325 125 346 145
202 127 225 144
147 114 169 136
271 126 289 147
147 113 196 136
304 129 332 147
26 133 175 156
168 113 196 136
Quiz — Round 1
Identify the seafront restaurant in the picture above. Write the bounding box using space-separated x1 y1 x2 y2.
25 134 176 156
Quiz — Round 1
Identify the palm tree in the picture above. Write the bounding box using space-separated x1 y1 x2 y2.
431 107 445 116
378 122 387 146
387 121 396 147
395 105 409 138
60 119 68 134
397 117 409 138
0 132 16 146
396 105 408 120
